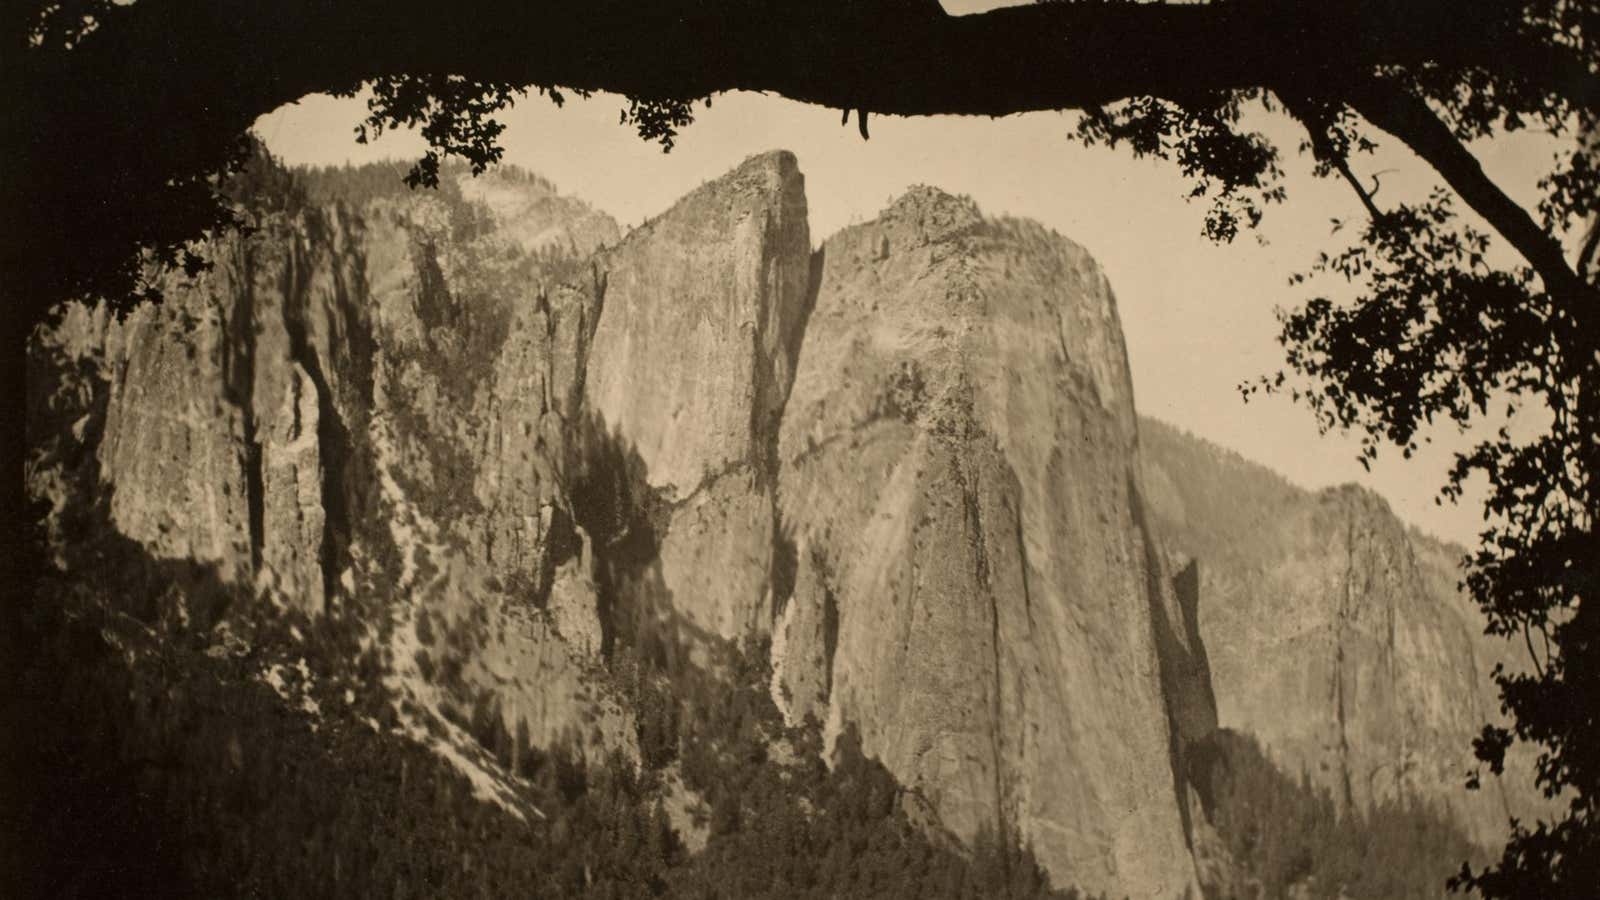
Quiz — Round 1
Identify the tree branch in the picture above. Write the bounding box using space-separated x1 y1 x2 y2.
1344 80 1590 303
4 0 1555 142
1523 620 1547 679
1334 156 1386 221
1283 95 1387 222
3 0 1592 320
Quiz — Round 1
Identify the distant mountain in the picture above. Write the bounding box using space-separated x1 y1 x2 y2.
1140 416 1553 849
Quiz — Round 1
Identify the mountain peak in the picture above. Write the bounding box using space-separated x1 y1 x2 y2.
878 185 983 243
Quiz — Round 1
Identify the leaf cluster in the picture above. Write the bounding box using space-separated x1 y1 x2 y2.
1242 23 1600 890
1074 89 1286 243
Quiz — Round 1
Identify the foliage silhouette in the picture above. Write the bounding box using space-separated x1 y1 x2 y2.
1245 140 1600 900
3 0 1597 327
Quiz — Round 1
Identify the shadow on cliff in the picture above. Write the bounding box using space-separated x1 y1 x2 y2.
3 484 634 898
1 483 243 897
6 335 375 896
4 417 509 899
1184 726 1483 899
568 409 743 678
1128 473 1221 858
280 204 382 603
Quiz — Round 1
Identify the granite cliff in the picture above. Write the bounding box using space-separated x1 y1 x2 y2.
28 164 635 799
26 149 1532 898
771 189 1202 897
1140 417 1552 850
581 151 811 651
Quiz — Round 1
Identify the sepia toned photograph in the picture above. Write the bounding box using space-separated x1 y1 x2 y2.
2 1 1595 897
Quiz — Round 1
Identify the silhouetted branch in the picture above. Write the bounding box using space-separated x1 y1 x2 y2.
1522 620 1547 678
1345 80 1590 304
5 0 1594 325
1334 154 1386 221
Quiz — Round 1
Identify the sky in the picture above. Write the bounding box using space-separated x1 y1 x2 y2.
253 4 1571 547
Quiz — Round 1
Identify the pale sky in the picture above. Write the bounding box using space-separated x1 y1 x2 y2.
254 4 1569 547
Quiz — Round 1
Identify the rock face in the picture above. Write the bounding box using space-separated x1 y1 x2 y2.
457 168 621 258
49 209 376 607
29 164 633 768
90 281 257 584
772 189 1200 898
32 156 1212 897
583 151 811 646
1140 417 1552 848
259 361 326 609
36 149 1540 898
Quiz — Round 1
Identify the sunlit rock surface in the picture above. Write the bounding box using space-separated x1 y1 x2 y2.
30 166 633 773
583 151 812 645
773 188 1202 899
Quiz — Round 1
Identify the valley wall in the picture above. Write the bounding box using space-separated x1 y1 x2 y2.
28 149 1542 897
1140 417 1553 849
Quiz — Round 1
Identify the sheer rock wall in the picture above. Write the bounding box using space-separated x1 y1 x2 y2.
29 168 632 765
771 189 1201 898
